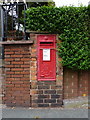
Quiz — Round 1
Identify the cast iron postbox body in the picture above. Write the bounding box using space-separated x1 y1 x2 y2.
37 34 56 81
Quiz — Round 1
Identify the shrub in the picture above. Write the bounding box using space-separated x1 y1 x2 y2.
25 6 89 70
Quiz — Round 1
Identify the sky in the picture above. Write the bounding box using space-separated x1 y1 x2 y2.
53 0 90 7
0 0 89 6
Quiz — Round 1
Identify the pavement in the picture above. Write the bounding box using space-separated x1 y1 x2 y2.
63 96 88 109
0 96 89 119
2 108 89 118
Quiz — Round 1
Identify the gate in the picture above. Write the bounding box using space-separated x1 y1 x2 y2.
0 2 27 42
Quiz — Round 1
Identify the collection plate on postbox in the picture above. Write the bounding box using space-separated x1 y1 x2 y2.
43 49 50 61
37 34 56 81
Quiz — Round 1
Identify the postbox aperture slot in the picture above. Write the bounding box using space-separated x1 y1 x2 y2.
40 42 53 46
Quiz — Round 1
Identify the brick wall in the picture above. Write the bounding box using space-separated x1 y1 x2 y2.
3 33 63 107
78 70 89 97
0 53 5 105
2 33 89 107
0 66 2 104
31 81 63 107
63 68 89 99
3 45 31 107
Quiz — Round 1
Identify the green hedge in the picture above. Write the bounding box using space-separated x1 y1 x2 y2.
25 6 90 70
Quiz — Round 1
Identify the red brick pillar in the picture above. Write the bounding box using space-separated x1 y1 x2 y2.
29 33 38 107
30 33 63 108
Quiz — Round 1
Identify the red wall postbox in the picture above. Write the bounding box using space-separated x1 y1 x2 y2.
37 34 56 81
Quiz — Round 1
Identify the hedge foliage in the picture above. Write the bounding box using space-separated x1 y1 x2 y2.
25 6 90 70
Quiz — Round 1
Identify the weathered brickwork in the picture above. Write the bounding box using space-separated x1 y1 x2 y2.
0 51 5 105
30 33 63 108
3 33 63 107
78 71 89 97
32 81 63 107
2 33 89 107
63 68 89 99
0 67 2 104
3 45 31 107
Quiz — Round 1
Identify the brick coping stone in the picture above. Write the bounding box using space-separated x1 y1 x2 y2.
0 40 34 45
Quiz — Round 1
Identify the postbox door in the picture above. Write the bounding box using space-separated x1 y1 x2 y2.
37 35 56 81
